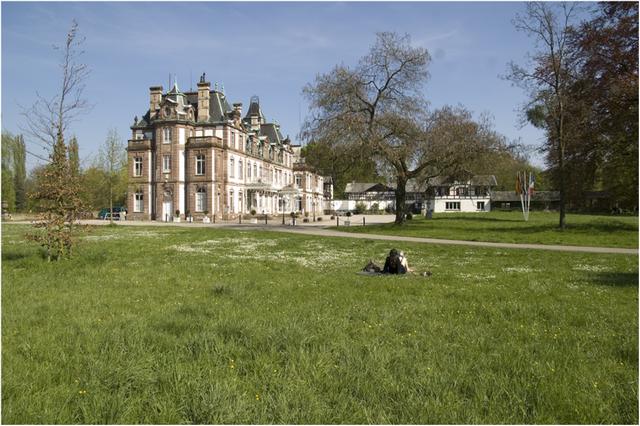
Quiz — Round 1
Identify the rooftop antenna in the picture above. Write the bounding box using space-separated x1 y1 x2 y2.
168 73 171 89
221 82 225 94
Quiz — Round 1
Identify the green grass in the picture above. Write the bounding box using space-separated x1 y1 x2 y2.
2 224 638 424
335 211 639 248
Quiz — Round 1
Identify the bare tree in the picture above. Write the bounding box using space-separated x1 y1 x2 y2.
22 20 90 260
506 2 580 229
98 128 126 224
20 20 91 150
302 32 494 224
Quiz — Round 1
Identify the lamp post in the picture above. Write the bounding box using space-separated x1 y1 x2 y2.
312 200 316 222
281 199 285 225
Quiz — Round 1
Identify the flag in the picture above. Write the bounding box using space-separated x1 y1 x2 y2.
528 173 535 196
515 173 522 195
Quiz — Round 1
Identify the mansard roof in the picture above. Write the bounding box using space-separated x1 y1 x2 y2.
260 123 285 145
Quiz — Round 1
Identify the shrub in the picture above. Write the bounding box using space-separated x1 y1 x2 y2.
317 217 322 221
204 210 209 215
251 209 256 216
355 202 367 214
370 202 380 213
304 211 309 218
406 213 413 220
175 209 180 216
346 211 352 217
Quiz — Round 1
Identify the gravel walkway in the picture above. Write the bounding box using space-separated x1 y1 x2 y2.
6 219 637 255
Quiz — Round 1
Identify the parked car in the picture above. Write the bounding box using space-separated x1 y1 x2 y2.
98 206 127 220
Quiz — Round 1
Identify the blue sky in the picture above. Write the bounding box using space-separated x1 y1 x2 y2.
3 1 550 171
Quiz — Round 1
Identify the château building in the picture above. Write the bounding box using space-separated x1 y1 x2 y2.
126 75 327 221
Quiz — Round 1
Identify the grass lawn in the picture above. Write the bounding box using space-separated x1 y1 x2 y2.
2 224 638 423
334 211 639 248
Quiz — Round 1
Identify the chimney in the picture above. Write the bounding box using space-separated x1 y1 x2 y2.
232 103 243 121
197 79 211 122
149 86 163 119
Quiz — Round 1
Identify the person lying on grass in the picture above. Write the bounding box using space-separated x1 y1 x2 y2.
383 248 407 274
363 249 418 275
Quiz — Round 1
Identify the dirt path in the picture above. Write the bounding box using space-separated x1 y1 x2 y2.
6 219 637 255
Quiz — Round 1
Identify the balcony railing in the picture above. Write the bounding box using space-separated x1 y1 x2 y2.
127 139 152 151
187 136 223 149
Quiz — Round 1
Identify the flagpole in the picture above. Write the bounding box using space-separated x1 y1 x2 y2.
519 171 526 221
527 172 531 222
525 170 529 221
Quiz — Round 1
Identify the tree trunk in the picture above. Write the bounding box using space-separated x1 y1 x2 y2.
558 102 566 230
109 185 113 225
394 174 408 225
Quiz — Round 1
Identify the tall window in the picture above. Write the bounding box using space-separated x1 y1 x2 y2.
238 160 243 179
163 128 171 143
295 175 301 187
248 162 252 178
229 190 235 211
195 155 205 175
163 155 171 173
134 157 143 177
254 164 258 179
230 158 235 178
134 191 144 212
195 187 206 212
231 132 235 149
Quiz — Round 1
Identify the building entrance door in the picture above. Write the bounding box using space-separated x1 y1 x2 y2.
163 201 172 222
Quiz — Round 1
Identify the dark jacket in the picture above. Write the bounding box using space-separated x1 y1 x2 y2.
383 254 406 274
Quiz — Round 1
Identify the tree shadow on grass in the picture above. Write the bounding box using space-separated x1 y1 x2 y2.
429 216 523 223
484 222 638 234
2 251 30 261
592 272 639 287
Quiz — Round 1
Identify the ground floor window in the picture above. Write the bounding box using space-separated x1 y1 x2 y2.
195 188 206 212
477 201 485 210
134 192 144 212
445 201 460 211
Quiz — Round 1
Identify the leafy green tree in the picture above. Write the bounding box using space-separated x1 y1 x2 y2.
27 134 85 261
12 134 27 212
97 128 127 223
507 2 581 227
68 135 80 178
301 140 380 199
22 20 90 260
570 2 638 209
1 132 16 212
303 33 496 224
